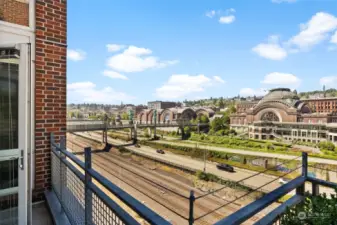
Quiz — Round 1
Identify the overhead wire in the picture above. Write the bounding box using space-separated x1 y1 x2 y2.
195 155 302 199
194 164 303 221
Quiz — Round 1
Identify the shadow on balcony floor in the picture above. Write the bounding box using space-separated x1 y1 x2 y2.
32 202 53 225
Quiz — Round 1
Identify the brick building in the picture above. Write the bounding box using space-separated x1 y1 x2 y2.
236 101 259 113
147 101 177 110
230 88 337 143
137 107 215 124
0 0 67 223
302 97 337 113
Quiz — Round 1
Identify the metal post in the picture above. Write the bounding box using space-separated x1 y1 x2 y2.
85 147 92 225
154 119 157 139
181 127 185 140
188 190 195 225
312 182 319 196
203 145 207 173
104 129 108 143
297 152 308 195
133 123 138 144
302 152 308 177
60 136 66 206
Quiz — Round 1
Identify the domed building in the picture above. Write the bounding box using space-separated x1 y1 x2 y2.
230 88 337 143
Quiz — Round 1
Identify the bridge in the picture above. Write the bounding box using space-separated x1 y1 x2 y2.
67 119 209 143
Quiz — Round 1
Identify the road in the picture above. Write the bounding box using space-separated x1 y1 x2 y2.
76 132 287 193
155 140 337 165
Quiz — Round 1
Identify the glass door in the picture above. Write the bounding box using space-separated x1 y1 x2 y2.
0 45 28 225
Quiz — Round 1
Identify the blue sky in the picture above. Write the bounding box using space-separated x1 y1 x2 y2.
67 0 337 104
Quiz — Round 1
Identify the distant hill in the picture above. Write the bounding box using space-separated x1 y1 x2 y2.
298 88 337 99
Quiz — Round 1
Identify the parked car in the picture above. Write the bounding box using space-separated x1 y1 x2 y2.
216 163 234 172
156 149 165 154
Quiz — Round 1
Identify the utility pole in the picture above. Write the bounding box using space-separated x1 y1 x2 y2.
153 109 157 139
203 145 207 173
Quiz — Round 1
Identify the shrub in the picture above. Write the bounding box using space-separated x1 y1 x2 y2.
318 141 335 151
281 190 337 225
265 142 274 150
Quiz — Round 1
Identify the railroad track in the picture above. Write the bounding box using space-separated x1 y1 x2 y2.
95 152 231 221
67 132 261 224
102 151 238 218
91 154 192 224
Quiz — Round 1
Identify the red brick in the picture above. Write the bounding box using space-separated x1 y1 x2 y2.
33 0 67 202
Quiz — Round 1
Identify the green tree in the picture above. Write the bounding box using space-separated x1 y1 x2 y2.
212 98 217 105
199 115 209 123
210 117 229 132
184 126 191 139
229 104 236 114
318 141 335 151
121 112 129 120
218 97 225 108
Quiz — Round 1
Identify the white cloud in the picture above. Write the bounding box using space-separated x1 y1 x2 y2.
106 45 178 73
67 49 86 61
106 44 125 52
206 10 216 18
228 8 236 13
288 12 337 50
240 88 267 97
320 76 337 88
261 72 301 87
123 46 152 55
271 0 297 3
252 43 287 60
206 8 236 24
155 74 218 99
219 15 235 24
67 82 134 104
68 81 95 90
331 31 337 43
213 76 225 83
103 70 128 80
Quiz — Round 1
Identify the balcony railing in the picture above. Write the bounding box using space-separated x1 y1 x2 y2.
49 133 171 225
215 153 337 225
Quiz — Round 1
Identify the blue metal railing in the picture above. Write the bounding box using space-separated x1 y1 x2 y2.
215 152 337 225
51 130 337 225
50 133 171 225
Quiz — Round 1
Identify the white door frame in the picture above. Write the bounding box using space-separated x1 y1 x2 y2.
18 43 29 225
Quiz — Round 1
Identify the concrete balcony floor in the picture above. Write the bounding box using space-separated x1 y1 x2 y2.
32 202 53 225
0 202 52 225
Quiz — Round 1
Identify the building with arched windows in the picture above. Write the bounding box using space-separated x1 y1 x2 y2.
136 107 215 124
230 88 337 144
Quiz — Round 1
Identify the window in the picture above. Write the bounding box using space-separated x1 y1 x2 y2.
260 112 280 122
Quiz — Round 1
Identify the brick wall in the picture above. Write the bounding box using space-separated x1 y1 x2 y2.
34 0 67 201
0 0 29 26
